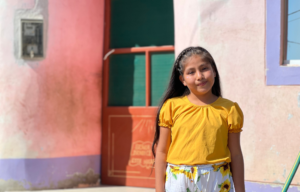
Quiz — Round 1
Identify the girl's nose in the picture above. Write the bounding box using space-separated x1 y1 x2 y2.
196 71 203 80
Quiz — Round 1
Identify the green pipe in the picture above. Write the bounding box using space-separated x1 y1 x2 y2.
282 152 300 192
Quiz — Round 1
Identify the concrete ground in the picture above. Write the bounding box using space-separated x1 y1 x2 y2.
10 186 155 192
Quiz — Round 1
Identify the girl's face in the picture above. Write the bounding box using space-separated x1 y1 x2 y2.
180 54 216 96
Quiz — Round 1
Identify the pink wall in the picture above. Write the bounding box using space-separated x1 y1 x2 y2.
0 0 104 159
174 0 300 186
0 0 104 189
32 0 104 158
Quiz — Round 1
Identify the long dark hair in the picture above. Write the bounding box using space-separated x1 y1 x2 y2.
151 46 222 159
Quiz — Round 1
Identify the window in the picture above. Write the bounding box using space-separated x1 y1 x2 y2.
108 53 146 106
284 0 300 65
150 52 174 106
106 0 175 106
266 0 300 85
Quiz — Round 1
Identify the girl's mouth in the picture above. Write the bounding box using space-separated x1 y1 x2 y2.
197 81 207 86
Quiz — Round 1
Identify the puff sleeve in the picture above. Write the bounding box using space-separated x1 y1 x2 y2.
158 99 173 128
228 102 244 133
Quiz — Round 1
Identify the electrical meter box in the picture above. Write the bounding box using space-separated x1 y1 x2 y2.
21 19 44 59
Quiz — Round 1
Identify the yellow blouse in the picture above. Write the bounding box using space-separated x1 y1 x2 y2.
158 96 244 165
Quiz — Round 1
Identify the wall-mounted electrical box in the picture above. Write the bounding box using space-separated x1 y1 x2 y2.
21 19 43 59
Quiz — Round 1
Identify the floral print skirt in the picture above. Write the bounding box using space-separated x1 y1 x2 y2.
165 162 235 192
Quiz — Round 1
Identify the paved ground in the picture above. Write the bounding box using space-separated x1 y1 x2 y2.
11 186 155 192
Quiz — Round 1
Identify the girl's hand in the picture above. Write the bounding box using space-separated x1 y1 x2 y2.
155 127 171 192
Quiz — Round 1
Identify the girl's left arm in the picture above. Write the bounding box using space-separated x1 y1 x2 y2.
228 132 245 192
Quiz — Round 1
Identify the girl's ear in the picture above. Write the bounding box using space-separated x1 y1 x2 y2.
179 75 187 86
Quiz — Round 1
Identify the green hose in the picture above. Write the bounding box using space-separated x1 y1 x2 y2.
282 152 300 192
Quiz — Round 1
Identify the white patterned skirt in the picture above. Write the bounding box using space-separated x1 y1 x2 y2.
165 162 235 192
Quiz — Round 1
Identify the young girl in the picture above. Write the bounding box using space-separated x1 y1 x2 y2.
152 47 245 192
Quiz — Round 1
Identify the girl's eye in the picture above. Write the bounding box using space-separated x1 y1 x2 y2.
188 71 194 74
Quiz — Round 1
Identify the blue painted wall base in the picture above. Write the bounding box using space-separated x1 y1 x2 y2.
246 181 300 192
0 155 101 190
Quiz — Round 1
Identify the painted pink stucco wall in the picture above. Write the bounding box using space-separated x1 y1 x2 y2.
0 0 104 158
174 0 300 186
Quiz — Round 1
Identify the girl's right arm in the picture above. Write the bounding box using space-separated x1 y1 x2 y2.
155 126 171 192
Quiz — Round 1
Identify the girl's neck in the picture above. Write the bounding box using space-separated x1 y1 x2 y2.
187 91 219 106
